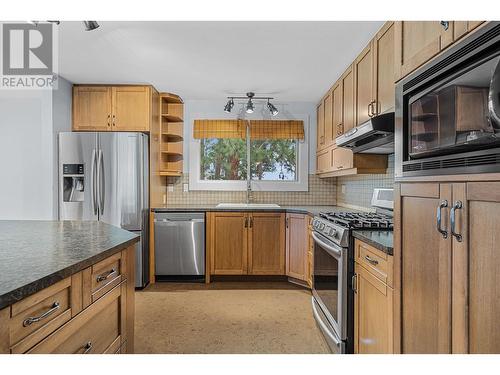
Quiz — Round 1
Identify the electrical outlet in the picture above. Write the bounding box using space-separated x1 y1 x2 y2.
183 183 189 192
341 184 346 194
167 184 174 192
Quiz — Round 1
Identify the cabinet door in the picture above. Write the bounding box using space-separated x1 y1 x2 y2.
248 213 285 275
286 213 308 281
332 81 343 137
394 21 454 81
453 21 484 41
323 91 334 147
316 102 325 152
73 86 112 131
355 264 394 354
399 183 452 353
342 66 355 134
464 182 500 353
354 43 374 126
332 147 353 171
209 212 248 275
316 145 333 174
112 86 150 132
373 22 395 115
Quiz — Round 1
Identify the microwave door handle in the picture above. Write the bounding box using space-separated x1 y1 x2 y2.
311 232 342 258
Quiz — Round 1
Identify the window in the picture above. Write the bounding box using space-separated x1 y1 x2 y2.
190 118 308 191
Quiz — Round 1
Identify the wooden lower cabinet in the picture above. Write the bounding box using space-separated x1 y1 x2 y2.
0 245 135 354
285 213 308 281
354 262 394 354
207 211 285 277
248 212 286 275
396 181 500 354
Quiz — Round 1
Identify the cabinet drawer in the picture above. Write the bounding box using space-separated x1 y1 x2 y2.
355 239 393 287
28 283 123 354
10 278 73 353
89 252 123 304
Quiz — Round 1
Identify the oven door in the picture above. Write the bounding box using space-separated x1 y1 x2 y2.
311 231 348 341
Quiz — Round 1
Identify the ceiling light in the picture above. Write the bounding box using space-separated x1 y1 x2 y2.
245 92 255 114
83 21 100 31
224 98 234 113
267 100 279 116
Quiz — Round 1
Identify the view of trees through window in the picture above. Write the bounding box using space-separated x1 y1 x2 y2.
200 138 297 181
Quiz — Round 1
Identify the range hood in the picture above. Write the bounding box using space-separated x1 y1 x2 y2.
336 112 395 154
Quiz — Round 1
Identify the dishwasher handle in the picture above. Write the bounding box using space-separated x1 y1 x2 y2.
154 218 205 223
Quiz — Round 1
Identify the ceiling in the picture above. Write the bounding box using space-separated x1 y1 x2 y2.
58 21 384 102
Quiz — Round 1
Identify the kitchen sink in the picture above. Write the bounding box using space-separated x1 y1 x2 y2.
216 203 281 208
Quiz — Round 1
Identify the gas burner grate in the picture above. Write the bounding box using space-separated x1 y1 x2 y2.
319 211 394 229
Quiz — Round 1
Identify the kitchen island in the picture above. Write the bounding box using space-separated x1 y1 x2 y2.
0 221 138 354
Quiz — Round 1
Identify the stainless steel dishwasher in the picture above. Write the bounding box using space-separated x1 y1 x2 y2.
154 212 205 279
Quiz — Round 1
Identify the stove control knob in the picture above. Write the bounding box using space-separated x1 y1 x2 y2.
329 228 337 237
319 223 325 230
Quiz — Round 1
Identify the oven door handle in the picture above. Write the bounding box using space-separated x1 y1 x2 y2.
312 298 342 347
312 232 342 258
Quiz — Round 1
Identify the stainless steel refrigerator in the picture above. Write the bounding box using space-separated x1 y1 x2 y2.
58 132 150 288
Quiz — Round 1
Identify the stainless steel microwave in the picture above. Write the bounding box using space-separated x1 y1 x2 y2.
395 22 500 178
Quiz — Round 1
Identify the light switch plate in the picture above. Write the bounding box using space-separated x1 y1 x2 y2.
341 184 346 194
183 183 189 192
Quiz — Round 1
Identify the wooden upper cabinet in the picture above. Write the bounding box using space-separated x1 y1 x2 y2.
73 85 152 132
112 86 150 132
354 263 393 354
209 212 248 275
286 213 308 281
342 65 355 134
373 22 395 115
394 21 454 81
73 86 112 131
332 81 343 137
316 102 325 152
323 91 334 147
453 21 484 42
354 43 374 126
248 213 285 275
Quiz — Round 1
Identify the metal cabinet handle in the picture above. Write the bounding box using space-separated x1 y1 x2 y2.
112 114 116 126
244 217 248 228
249 217 253 228
372 100 378 116
96 268 116 282
83 341 93 354
440 21 450 31
352 274 357 294
367 102 373 118
107 114 111 127
23 302 60 327
364 255 379 265
436 200 448 239
450 201 463 242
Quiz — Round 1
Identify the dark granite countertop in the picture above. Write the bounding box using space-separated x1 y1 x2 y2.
0 221 139 310
152 205 364 217
352 230 393 255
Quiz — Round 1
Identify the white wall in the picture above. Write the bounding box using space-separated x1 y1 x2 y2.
0 77 72 220
183 100 317 173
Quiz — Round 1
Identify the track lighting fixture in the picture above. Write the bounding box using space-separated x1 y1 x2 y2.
224 98 234 113
223 92 279 116
267 100 279 116
83 21 100 31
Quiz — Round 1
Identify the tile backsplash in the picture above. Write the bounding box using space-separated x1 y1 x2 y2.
166 174 337 206
335 154 395 211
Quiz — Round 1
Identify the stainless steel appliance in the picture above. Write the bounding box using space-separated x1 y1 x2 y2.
58 132 150 288
311 189 393 354
396 21 500 178
154 212 205 279
336 112 395 154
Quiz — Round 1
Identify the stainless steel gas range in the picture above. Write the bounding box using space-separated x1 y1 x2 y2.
311 189 393 354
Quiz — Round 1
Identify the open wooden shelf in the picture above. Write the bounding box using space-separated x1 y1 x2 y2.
161 114 183 122
160 92 183 104
159 93 184 177
159 171 182 177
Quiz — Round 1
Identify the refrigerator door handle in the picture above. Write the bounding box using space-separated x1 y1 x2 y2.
91 149 98 215
97 149 105 215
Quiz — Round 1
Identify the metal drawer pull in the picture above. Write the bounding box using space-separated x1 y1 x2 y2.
436 200 448 239
96 268 116 282
352 274 357 294
83 341 93 354
23 302 60 327
364 255 379 265
450 201 463 242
